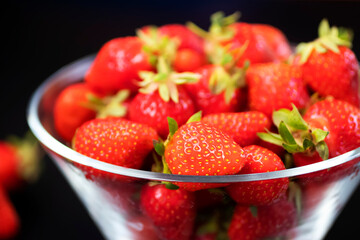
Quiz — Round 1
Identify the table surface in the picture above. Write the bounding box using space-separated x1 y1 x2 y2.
2 0 360 239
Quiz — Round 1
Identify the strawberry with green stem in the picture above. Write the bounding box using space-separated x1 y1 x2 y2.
257 104 330 165
294 19 360 107
128 56 199 138
226 145 289 206
85 36 154 94
0 132 42 191
184 43 249 115
188 11 277 66
138 24 207 72
153 112 247 191
72 117 158 181
140 182 196 240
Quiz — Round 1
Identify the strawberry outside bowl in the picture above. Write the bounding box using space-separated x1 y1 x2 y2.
27 55 360 240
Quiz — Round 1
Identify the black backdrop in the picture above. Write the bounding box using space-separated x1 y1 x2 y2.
1 0 360 239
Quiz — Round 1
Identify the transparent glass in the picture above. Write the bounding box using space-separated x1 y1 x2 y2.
27 55 360 240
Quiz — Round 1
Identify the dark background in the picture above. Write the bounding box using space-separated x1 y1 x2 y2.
1 0 360 239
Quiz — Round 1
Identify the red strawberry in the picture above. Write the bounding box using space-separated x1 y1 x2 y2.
173 48 207 72
246 62 310 117
0 133 41 191
72 117 158 181
0 187 20 239
184 64 246 115
126 214 158 240
294 19 359 107
226 145 289 205
85 36 153 94
162 118 247 191
252 24 292 62
202 111 271 147
158 24 205 54
226 22 277 66
128 57 198 138
54 83 99 142
140 183 196 240
228 197 297 240
188 12 276 66
129 87 195 139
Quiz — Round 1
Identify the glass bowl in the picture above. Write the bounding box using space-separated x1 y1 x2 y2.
27 55 360 240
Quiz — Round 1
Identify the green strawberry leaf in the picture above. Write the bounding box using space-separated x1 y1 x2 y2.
318 19 330 37
283 143 303 154
165 182 180 190
167 117 179 137
249 206 258 218
273 105 308 131
315 141 329 160
153 140 165 156
312 128 329 143
272 109 291 128
257 132 284 146
279 121 297 145
187 111 202 123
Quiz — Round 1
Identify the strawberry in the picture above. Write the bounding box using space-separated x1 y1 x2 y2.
228 197 297 240
126 214 158 240
226 145 289 205
128 57 198 138
158 114 247 191
188 12 276 66
54 83 98 142
140 183 196 240
252 24 292 62
72 117 158 181
0 133 41 191
138 24 207 72
0 187 20 239
184 64 246 115
202 111 271 147
85 36 153 94
294 19 360 107
246 62 310 117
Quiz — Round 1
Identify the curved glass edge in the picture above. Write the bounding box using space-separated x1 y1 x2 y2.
26 55 360 183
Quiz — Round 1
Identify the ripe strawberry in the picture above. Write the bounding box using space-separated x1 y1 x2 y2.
126 214 158 240
226 145 288 205
0 187 20 239
226 22 277 66
184 64 246 115
188 12 276 66
158 24 205 54
252 24 292 62
138 24 207 72
294 19 359 107
140 183 196 240
54 83 98 142
162 117 247 191
72 117 158 181
246 62 310 117
128 57 198 138
302 98 360 159
173 48 207 72
202 111 271 147
228 197 297 240
85 36 153 94
129 87 195 139
0 133 41 191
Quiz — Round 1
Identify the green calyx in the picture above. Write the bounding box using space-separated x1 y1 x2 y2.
296 19 353 63
187 11 240 43
86 90 130 118
257 104 329 160
137 26 179 66
7 131 43 184
138 57 200 103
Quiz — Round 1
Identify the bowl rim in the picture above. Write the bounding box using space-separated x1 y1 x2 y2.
26 55 360 183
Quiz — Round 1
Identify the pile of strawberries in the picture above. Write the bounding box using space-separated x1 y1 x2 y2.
0 133 41 239
52 12 360 240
